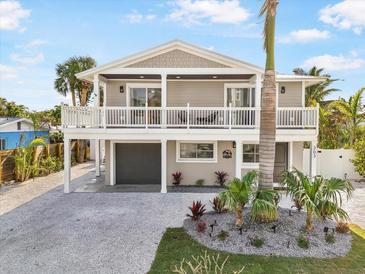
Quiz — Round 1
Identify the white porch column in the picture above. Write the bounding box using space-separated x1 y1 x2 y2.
161 73 167 127
161 139 167 193
63 138 71 193
310 140 317 177
110 141 115 185
93 75 100 107
95 139 100 177
301 81 306 107
235 139 242 179
288 141 293 171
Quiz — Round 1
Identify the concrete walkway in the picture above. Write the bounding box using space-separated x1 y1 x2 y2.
0 166 364 274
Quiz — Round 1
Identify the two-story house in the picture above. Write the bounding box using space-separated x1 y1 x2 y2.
61 40 324 193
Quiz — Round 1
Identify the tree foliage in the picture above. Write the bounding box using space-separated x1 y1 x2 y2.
352 137 365 176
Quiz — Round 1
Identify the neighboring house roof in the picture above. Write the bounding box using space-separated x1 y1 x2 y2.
76 39 326 86
0 117 48 130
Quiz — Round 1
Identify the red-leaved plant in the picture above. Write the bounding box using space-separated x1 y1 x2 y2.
214 171 228 186
172 171 183 186
196 221 207 233
187 201 206 221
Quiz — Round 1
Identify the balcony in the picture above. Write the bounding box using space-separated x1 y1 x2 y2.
61 105 318 130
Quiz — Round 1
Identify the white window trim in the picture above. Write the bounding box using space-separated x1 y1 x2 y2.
176 141 217 163
126 82 162 107
242 143 260 169
224 83 256 107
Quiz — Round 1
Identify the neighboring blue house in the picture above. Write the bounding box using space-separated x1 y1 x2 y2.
0 117 49 150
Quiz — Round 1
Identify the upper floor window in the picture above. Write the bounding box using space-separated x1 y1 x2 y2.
177 141 217 162
127 83 161 107
0 138 5 150
243 144 259 163
17 122 21 130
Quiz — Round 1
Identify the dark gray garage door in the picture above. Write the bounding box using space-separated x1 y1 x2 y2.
115 143 161 185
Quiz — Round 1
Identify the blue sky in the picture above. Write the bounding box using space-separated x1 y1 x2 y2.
0 0 364 110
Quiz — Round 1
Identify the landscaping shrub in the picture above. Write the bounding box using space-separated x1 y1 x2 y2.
352 137 365 177
210 196 226 214
172 171 183 186
250 236 265 248
196 221 207 233
195 179 205 186
217 230 229 241
297 234 310 249
39 156 63 176
172 251 245 274
336 222 350 233
214 170 228 186
187 201 206 221
325 232 336 244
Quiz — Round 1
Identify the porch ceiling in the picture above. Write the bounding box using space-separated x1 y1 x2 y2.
100 73 254 80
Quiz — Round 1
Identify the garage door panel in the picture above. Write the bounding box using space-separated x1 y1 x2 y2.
116 143 161 185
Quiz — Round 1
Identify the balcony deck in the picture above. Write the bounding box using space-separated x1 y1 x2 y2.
61 105 319 130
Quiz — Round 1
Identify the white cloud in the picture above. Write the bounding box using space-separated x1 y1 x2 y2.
279 28 330 44
302 53 365 71
126 10 156 23
167 0 250 25
10 52 44 66
0 64 17 80
16 39 47 49
0 0 31 30
320 0 365 35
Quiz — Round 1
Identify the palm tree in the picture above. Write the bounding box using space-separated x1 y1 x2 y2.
293 66 339 107
258 0 279 190
54 56 96 106
282 169 354 232
219 171 278 226
329 88 365 145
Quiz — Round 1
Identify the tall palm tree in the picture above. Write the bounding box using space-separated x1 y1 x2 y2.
54 56 96 106
329 88 365 145
258 0 279 190
293 66 339 106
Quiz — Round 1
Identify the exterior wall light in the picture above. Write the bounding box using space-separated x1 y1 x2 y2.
120 86 124 93
281 86 286 94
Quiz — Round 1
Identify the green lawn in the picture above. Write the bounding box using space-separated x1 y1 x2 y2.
149 228 365 274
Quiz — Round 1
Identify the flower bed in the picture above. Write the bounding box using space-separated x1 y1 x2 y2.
183 207 352 258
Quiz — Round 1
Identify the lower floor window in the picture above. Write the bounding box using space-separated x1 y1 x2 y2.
177 142 216 162
243 144 259 163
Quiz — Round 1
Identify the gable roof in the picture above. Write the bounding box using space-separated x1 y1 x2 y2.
0 117 33 128
76 40 264 80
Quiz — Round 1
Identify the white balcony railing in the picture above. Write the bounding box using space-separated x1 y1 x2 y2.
61 105 318 129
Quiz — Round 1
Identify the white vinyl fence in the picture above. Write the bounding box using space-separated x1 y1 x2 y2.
303 148 362 180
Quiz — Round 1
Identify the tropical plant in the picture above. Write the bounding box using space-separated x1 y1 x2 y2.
49 131 64 144
210 196 226 214
249 236 265 248
219 171 278 226
172 251 245 274
195 179 205 186
325 232 336 244
14 138 47 182
187 201 206 221
54 56 96 106
217 230 229 241
258 0 279 190
214 170 228 186
352 136 365 176
172 171 183 185
281 169 354 232
329 88 365 145
0 97 29 117
293 66 339 107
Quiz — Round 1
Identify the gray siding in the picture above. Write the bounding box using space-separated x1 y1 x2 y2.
167 81 225 107
166 141 235 186
278 82 303 107
127 49 229 68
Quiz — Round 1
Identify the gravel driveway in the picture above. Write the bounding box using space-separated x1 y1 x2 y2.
0 164 364 274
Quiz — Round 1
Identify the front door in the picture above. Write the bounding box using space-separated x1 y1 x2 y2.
274 143 288 182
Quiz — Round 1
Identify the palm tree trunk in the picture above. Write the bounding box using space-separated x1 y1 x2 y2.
235 205 244 226
71 90 76 106
306 210 313 232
